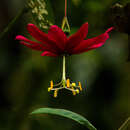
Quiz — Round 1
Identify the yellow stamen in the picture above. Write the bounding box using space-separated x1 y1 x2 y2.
72 87 76 95
76 89 79 94
66 79 70 88
50 80 53 89
72 83 76 87
48 79 83 97
78 82 82 91
72 90 76 95
48 87 51 92
54 89 58 98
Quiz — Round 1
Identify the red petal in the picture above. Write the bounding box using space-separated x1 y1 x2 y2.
16 35 57 53
72 27 114 54
41 51 58 57
16 35 41 46
105 27 114 33
20 41 43 51
48 25 67 50
27 24 61 52
66 22 88 50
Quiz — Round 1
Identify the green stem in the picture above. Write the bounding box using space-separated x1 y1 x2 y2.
62 55 66 81
0 7 28 39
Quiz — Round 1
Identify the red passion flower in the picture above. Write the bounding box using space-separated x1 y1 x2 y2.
16 23 113 57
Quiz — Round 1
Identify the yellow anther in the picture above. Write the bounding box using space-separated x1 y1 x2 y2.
71 87 76 95
66 79 70 88
48 87 51 92
76 89 79 94
72 83 76 87
72 90 76 95
54 89 58 98
50 80 53 89
78 82 82 91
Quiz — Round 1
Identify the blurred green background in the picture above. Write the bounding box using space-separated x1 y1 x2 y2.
0 0 130 130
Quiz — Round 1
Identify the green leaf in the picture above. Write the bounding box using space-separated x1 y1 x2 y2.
31 108 97 130
27 0 54 30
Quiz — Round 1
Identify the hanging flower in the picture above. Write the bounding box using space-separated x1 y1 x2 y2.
15 23 113 57
16 22 113 97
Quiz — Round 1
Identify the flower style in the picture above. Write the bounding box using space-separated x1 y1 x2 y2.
16 23 113 97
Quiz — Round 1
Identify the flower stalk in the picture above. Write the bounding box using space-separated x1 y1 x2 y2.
61 0 70 35
65 0 67 17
